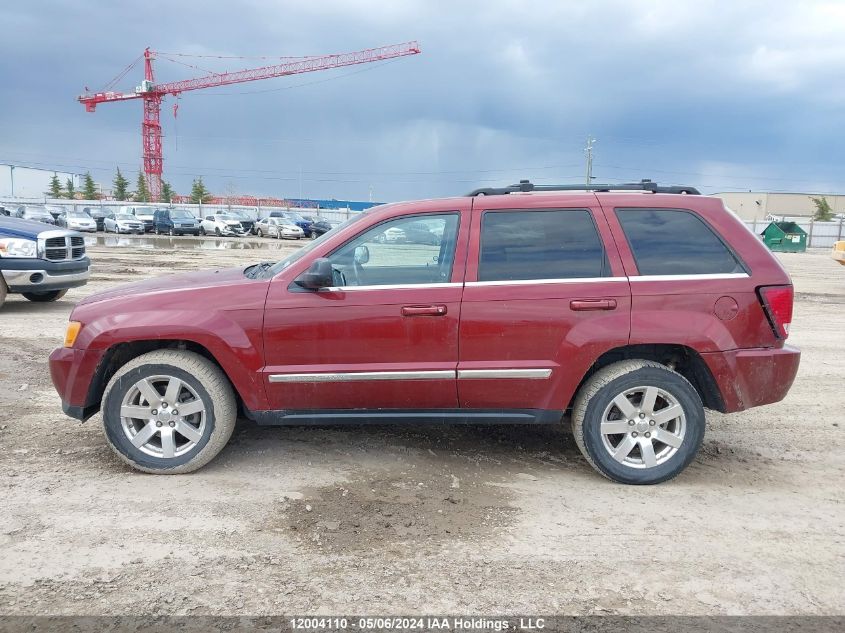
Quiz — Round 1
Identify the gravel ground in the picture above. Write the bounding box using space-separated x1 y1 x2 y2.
0 236 842 616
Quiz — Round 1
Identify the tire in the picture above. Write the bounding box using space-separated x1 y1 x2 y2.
169 228 175 236
571 360 704 485
22 289 68 302
155 227 161 235
101 350 236 474
0 277 7 309
215 227 221 237
309 231 317 239
256 229 263 238
199 226 206 236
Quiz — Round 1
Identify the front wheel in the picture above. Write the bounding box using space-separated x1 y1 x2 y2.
215 227 222 237
256 229 263 238
571 360 704 485
101 350 236 474
22 289 68 302
199 226 206 236
309 230 317 239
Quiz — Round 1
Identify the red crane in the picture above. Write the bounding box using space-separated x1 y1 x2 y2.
78 41 421 201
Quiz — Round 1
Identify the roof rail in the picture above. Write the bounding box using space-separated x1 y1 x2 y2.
466 179 701 197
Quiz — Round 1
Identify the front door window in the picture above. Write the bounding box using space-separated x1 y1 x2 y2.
327 214 459 287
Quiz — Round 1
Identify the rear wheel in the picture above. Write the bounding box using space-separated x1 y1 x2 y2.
571 360 704 485
22 289 68 302
101 350 236 474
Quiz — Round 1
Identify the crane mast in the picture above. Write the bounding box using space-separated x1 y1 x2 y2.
79 42 421 201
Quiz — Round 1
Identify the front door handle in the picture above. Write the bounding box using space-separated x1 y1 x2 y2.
570 299 617 311
401 304 448 317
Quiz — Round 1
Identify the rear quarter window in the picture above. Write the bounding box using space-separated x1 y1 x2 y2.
616 208 744 276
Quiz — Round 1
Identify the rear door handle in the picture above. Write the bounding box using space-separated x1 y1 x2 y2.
570 299 617 311
401 305 448 317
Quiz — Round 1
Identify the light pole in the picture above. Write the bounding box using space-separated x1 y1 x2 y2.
9 165 14 198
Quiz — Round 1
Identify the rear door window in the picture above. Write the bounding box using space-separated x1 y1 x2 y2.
478 209 609 282
616 208 743 276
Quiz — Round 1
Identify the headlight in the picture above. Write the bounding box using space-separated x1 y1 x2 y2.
0 238 37 258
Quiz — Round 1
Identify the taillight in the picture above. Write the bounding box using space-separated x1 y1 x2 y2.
758 285 793 339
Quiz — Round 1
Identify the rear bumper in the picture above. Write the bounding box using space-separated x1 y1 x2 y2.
702 345 800 413
49 346 106 421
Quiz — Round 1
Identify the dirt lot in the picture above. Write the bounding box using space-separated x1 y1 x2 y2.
0 237 842 616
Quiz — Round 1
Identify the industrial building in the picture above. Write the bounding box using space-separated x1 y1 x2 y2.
716 191 845 221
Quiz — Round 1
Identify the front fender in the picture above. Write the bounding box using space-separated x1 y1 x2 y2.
79 308 268 411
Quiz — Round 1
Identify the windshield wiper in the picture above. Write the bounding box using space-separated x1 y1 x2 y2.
245 261 275 279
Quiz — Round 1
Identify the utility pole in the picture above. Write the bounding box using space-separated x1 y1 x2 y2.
9 165 14 198
585 136 596 186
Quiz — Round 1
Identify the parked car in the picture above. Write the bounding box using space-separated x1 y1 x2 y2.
14 205 56 225
50 180 800 483
56 209 97 232
1 215 89 307
45 205 67 220
83 207 109 231
268 210 313 236
254 217 304 239
103 212 145 234
118 205 156 233
199 214 246 236
225 210 255 235
153 208 201 236
0 206 11 217
309 219 342 237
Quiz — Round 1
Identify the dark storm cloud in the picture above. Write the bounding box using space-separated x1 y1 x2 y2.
1 0 844 201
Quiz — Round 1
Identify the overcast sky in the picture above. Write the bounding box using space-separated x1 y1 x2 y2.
1 0 844 202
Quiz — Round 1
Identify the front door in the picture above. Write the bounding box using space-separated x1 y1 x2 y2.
262 202 470 411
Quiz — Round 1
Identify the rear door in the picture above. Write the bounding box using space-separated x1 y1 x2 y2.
457 194 631 414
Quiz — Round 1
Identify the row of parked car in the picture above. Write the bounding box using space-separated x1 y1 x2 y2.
0 204 344 241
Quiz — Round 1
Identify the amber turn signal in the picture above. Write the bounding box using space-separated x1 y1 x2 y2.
64 321 82 348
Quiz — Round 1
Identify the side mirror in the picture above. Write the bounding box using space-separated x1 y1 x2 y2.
354 245 370 264
295 257 334 289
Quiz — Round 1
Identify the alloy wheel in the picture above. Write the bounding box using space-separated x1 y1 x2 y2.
599 385 686 469
119 374 207 459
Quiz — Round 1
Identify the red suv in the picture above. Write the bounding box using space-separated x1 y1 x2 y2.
49 181 800 484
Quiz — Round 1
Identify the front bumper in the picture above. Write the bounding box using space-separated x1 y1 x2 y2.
1 257 90 292
50 346 105 421
702 344 801 413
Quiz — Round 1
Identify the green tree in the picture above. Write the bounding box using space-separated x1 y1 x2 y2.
48 174 63 198
811 196 834 222
65 178 75 200
161 181 175 204
190 177 212 204
82 172 98 200
113 167 129 201
134 171 150 202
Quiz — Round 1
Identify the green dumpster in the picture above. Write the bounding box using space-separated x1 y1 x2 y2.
760 221 808 253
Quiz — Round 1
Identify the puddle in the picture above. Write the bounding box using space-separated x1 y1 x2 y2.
84 235 302 251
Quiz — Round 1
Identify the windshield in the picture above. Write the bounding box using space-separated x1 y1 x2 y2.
217 214 240 221
171 210 193 219
115 214 135 221
68 211 91 218
25 208 51 217
285 213 306 221
229 211 248 219
265 213 367 277
133 207 155 214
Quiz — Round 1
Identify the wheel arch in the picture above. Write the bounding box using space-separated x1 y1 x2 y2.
570 344 725 413
85 338 256 419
